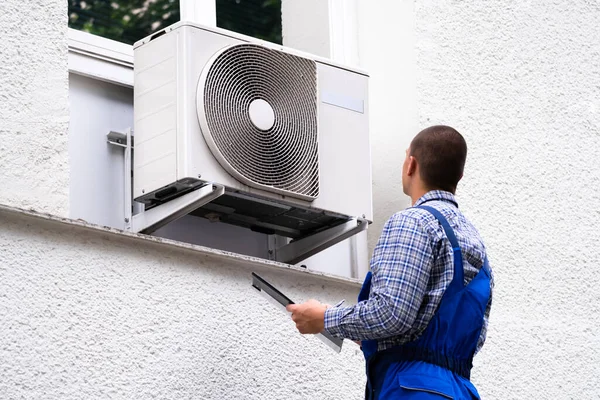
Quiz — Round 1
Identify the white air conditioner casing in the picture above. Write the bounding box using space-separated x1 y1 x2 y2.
132 22 372 238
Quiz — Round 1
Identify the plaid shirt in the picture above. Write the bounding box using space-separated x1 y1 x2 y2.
324 190 493 353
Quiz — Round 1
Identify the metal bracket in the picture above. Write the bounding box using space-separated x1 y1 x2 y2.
107 128 224 235
107 130 134 148
131 184 225 234
106 131 365 263
267 234 288 261
107 128 136 231
274 217 368 265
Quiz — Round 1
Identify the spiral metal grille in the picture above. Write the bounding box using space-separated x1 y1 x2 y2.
198 44 319 200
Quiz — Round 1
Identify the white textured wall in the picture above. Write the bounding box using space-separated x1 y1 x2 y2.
4 1 598 398
414 1 600 398
0 0 69 216
0 208 366 399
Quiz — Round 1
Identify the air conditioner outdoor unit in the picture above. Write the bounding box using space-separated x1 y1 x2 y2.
131 22 372 264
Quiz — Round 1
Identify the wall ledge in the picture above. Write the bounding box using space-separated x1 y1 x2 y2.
0 203 362 288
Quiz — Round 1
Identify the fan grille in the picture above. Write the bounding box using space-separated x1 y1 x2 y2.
199 44 319 200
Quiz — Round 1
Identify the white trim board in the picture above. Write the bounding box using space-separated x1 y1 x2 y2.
180 0 217 26
67 0 218 87
67 0 364 89
68 28 134 87
328 0 360 66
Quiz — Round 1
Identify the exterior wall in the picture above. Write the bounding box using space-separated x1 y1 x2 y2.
0 2 369 393
412 1 600 398
348 1 600 397
2 0 599 398
0 207 366 399
0 0 69 216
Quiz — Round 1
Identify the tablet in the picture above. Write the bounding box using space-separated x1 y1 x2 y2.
251 272 344 353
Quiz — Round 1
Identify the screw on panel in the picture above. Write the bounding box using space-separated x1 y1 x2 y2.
124 218 130 223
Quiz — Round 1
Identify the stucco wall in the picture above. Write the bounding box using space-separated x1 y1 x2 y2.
3 0 599 398
0 208 366 399
0 1 69 216
415 1 600 398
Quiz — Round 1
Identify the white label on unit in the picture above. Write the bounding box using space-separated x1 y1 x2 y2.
321 91 364 113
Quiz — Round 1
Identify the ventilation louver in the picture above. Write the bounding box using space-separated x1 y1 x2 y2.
197 44 319 201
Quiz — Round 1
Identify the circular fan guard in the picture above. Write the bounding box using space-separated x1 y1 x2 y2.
197 44 319 201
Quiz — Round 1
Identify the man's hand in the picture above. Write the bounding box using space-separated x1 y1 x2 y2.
286 299 327 334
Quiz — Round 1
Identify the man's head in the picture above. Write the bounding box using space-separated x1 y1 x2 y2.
402 125 467 197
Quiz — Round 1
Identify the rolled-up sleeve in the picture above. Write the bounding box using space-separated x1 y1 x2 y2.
324 212 433 341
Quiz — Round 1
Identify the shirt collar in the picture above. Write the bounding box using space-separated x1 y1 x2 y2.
414 190 459 207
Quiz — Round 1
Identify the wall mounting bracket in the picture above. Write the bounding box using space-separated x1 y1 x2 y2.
107 128 137 231
107 129 365 267
107 128 224 235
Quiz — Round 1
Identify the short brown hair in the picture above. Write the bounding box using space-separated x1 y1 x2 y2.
409 125 467 193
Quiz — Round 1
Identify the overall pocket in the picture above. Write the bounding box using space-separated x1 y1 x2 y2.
397 375 455 399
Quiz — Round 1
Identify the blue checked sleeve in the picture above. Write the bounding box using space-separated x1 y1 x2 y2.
324 212 434 340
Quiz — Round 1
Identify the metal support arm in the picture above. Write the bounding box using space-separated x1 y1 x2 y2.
274 217 368 265
131 184 225 235
107 129 224 235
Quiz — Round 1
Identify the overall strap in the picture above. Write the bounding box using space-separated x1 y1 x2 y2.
482 256 491 277
358 271 379 360
417 205 464 294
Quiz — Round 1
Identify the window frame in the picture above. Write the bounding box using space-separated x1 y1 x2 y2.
67 0 217 87
68 28 134 87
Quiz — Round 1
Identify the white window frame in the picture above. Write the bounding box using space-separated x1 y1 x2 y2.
68 0 217 87
280 0 360 66
328 0 360 66
68 0 357 84
68 28 134 87
180 0 217 26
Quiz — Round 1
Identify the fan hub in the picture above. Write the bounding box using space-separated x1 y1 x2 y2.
248 99 275 131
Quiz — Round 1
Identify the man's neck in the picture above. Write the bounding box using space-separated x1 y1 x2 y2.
410 187 430 206
410 186 456 205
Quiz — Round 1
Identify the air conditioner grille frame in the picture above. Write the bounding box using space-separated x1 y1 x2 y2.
197 44 320 201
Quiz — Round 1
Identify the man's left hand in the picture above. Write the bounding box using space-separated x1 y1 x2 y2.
286 299 327 334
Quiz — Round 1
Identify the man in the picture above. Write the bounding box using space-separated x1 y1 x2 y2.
287 125 493 399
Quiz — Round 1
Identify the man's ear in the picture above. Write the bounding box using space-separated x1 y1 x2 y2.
407 156 417 176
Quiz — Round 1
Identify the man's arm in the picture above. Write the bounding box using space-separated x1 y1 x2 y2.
323 212 434 341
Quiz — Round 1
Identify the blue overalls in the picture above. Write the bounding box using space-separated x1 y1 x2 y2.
359 206 491 399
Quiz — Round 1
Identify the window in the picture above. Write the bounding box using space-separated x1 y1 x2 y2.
216 0 282 44
69 0 282 46
68 0 180 45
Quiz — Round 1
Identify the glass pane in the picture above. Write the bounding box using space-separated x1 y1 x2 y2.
216 0 282 44
68 0 180 45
